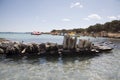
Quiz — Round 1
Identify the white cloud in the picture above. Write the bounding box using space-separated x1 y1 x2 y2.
107 15 120 20
107 16 117 20
117 15 120 19
70 2 83 8
83 14 102 21
88 14 101 20
62 18 71 22
83 18 90 21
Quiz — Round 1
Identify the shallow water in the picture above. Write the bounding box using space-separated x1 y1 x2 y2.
0 33 120 80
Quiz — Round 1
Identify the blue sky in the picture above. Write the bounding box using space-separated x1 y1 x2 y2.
0 0 120 32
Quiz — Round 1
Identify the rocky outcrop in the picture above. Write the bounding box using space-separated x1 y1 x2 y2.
0 48 4 54
63 35 77 49
0 36 113 56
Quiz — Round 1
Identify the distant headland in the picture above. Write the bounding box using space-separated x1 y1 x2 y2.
50 20 120 38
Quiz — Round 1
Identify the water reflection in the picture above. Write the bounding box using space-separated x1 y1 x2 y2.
0 53 100 65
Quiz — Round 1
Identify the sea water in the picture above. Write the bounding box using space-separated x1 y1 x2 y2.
0 33 120 80
0 33 63 44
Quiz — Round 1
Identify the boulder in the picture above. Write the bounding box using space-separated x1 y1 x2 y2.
13 43 21 53
68 37 77 49
78 39 85 49
84 40 92 50
63 35 77 49
38 43 46 53
32 43 39 53
6 46 16 54
0 48 4 54
25 43 37 53
0 42 10 50
63 35 70 49
45 42 58 52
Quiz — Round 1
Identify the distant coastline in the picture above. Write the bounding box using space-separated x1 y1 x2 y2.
0 20 120 39
0 32 31 34
50 20 120 38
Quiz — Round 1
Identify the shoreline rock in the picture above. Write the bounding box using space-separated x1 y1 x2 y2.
0 38 10 42
0 36 113 57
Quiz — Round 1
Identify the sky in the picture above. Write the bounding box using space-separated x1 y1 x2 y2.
0 0 120 32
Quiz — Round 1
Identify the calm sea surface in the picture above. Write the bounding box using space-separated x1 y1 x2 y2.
0 33 120 80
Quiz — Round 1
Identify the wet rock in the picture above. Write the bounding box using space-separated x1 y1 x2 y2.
57 45 63 49
68 37 77 49
13 43 21 53
4 42 27 55
45 42 58 53
63 35 77 49
0 48 4 54
84 40 92 49
50 44 58 51
0 42 10 50
4 42 14 54
78 39 85 49
6 46 16 54
11 42 27 54
39 43 46 49
0 36 113 56
63 35 70 49
32 43 39 53
38 43 46 53
25 44 33 53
